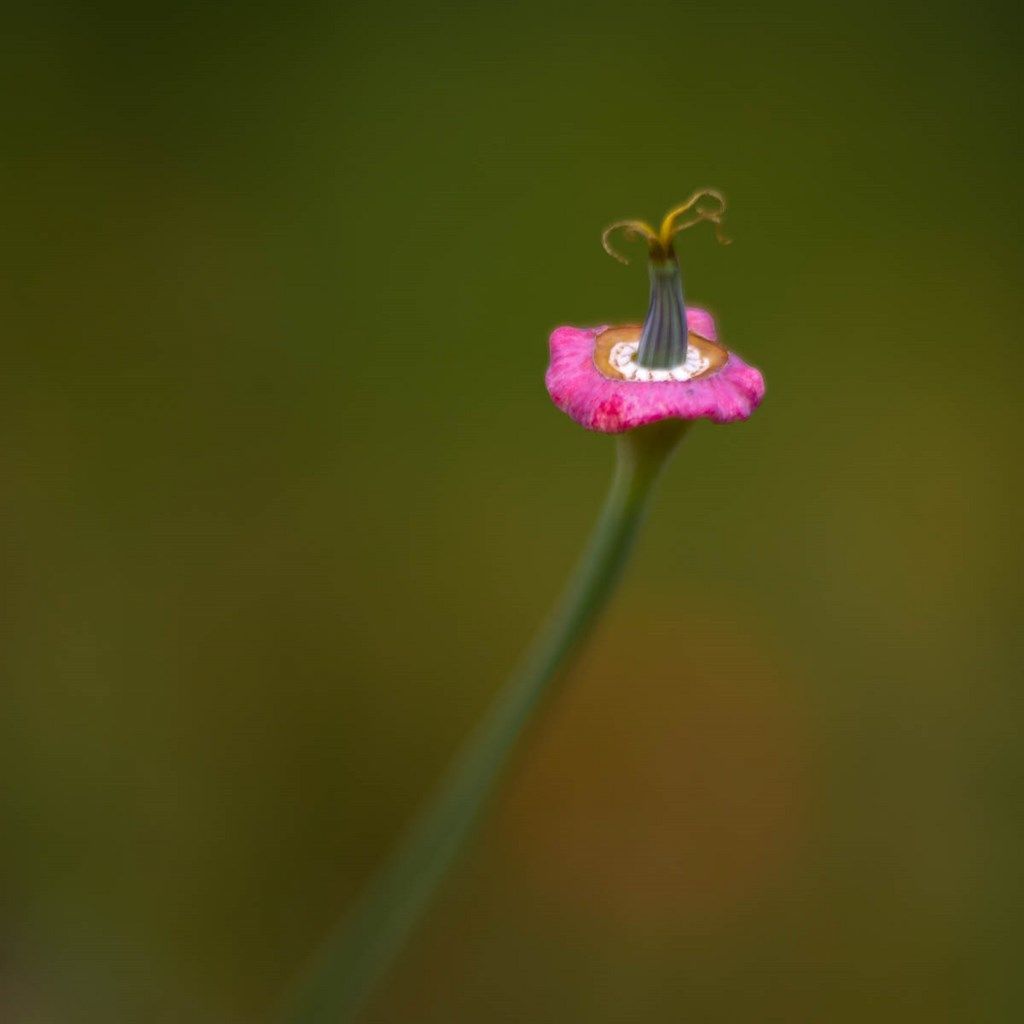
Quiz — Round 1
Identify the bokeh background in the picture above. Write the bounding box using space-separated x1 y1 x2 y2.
3 0 1022 1020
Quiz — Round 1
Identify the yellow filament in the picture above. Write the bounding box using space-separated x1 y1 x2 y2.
658 188 731 248
600 219 660 265
600 190 731 264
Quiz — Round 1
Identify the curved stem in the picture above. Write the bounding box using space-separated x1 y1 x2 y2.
282 420 689 1023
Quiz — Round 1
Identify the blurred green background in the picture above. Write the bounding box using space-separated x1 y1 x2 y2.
3 0 1022 1020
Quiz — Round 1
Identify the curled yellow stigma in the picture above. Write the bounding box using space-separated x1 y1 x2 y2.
601 188 731 264
601 219 660 265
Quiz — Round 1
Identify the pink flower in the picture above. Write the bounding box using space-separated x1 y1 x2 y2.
546 316 765 433
545 191 765 434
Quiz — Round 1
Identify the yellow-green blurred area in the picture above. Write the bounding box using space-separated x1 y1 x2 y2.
2 0 1022 1019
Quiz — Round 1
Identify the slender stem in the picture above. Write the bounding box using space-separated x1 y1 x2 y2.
282 420 689 1024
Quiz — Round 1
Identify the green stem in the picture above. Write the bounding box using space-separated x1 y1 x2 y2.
282 420 689 1023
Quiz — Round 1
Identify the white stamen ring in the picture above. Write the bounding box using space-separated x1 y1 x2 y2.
608 340 710 382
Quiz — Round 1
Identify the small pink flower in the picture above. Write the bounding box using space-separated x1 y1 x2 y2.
546 191 765 434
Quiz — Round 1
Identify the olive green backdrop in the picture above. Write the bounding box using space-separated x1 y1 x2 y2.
3 0 1022 1020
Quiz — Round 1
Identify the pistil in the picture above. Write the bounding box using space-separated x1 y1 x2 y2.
636 253 689 369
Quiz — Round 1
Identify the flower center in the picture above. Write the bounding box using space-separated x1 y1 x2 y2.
592 325 727 382
611 337 708 381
